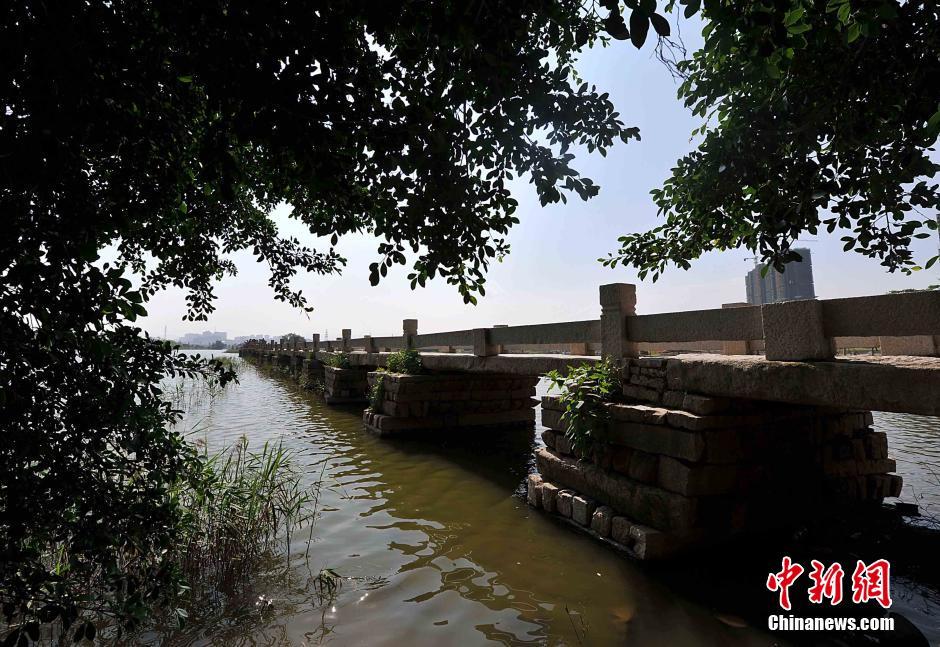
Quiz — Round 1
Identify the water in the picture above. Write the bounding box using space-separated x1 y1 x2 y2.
160 355 940 645
874 411 940 515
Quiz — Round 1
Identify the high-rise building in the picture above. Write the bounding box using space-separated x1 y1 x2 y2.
745 248 816 305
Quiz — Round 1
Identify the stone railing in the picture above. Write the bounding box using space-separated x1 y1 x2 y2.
239 283 940 362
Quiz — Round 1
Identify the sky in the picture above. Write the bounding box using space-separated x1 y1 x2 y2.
141 22 940 342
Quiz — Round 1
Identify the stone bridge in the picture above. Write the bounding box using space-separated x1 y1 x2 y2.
239 284 940 559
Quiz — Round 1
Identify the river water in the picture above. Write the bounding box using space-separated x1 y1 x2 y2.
154 354 940 646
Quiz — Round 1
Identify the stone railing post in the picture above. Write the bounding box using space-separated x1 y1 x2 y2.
363 335 377 353
493 324 508 354
342 329 351 352
721 302 751 355
311 333 320 355
472 328 498 357
403 319 418 350
600 283 637 361
761 299 833 361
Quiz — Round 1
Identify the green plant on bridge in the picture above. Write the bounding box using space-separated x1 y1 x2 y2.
324 352 351 369
368 375 386 413
385 349 423 375
545 359 622 458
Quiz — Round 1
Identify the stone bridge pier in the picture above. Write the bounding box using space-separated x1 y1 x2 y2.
530 356 900 560
363 372 538 436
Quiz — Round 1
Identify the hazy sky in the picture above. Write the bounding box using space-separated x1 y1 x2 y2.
141 24 940 341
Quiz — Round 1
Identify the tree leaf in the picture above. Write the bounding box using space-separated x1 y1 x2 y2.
630 11 650 48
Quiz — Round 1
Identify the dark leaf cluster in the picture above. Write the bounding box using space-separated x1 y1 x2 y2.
1 0 632 636
602 0 940 279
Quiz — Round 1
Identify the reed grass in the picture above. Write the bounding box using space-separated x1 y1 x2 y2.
166 355 242 410
171 437 315 606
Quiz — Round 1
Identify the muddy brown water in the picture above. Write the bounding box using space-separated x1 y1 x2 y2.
145 354 940 646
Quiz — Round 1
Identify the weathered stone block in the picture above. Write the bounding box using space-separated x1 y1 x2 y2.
623 384 661 403
628 451 659 484
556 490 573 518
864 432 888 460
880 335 938 357
602 421 704 462
541 407 564 431
634 357 667 369
591 506 614 537
662 390 686 409
607 403 667 425
555 434 572 456
762 299 834 361
540 429 556 449
629 522 691 560
526 474 542 507
666 409 762 431
721 340 750 356
541 482 559 513
541 396 564 411
609 445 634 474
681 393 734 416
630 374 666 391
610 516 633 546
571 495 596 526
657 456 741 496
591 445 611 470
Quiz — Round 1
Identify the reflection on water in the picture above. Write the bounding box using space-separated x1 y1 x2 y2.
158 355 940 645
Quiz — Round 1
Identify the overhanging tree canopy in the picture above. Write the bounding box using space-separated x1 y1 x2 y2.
1 0 632 636
604 0 940 277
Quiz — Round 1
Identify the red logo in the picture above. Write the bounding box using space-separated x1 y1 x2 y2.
766 556 804 611
766 557 891 609
851 559 892 609
808 560 844 605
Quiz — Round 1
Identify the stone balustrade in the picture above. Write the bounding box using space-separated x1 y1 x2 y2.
238 283 939 361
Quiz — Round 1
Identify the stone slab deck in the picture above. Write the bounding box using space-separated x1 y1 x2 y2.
666 354 940 416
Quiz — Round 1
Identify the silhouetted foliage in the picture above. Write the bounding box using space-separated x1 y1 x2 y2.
602 0 940 278
1 2 633 637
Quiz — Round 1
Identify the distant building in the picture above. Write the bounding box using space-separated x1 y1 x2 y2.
745 248 816 305
179 330 229 347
